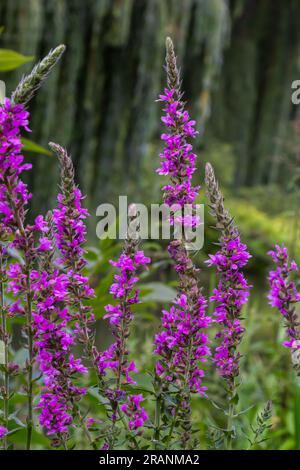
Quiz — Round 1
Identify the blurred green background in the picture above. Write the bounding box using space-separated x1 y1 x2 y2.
2 0 300 449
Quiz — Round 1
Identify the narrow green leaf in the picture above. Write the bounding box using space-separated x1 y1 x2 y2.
141 282 177 302
0 49 34 71
22 138 52 156
7 427 23 437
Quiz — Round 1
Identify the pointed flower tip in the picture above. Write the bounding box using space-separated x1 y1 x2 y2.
48 141 64 156
166 37 173 48
205 162 216 185
128 203 137 218
54 44 66 56
205 162 214 175
48 141 57 150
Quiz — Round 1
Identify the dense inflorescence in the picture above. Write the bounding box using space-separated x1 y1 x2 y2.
155 291 210 394
0 98 31 228
49 143 95 349
0 99 38 295
154 39 210 385
32 254 88 437
268 245 300 352
0 97 49 449
32 143 97 439
153 37 211 448
205 163 251 384
96 206 150 434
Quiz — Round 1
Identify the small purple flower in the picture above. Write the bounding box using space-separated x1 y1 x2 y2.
120 395 149 431
268 244 300 353
0 426 8 439
101 442 110 450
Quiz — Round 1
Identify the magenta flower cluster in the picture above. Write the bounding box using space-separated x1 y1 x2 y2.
268 244 300 350
0 106 91 438
120 394 148 430
207 236 251 378
53 188 88 269
33 145 96 436
0 98 31 227
157 88 199 228
154 79 211 398
155 292 210 394
0 98 40 317
52 155 95 334
97 248 150 429
32 264 87 436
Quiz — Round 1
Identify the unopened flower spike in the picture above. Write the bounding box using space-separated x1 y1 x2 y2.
249 400 273 448
205 162 237 236
165 37 180 91
11 45 66 106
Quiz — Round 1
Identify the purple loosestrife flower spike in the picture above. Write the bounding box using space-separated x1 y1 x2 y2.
49 142 97 364
50 143 135 449
205 162 251 448
154 37 211 449
49 142 89 271
32 262 88 441
30 210 87 442
268 244 300 369
96 204 150 447
205 162 251 382
0 98 50 449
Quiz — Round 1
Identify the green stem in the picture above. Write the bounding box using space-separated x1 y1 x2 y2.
6 179 34 449
59 433 69 450
165 403 179 449
76 408 97 450
117 406 140 450
226 379 236 451
0 255 9 450
25 273 33 450
154 386 161 448
180 335 193 450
